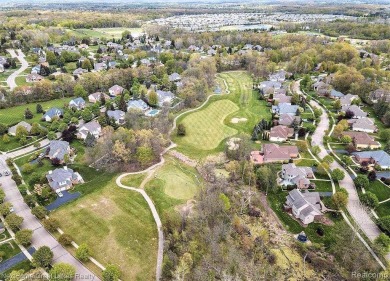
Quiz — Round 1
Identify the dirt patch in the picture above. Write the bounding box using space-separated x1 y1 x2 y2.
175 199 196 217
231 117 248 124
226 137 241 150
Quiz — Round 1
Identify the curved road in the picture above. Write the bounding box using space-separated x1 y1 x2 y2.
6 49 29 90
115 73 231 280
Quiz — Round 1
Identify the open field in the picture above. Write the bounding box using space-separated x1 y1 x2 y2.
51 179 157 281
120 173 146 188
0 98 72 126
66 27 143 39
174 71 271 159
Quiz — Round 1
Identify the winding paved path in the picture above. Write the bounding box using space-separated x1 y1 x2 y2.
293 81 386 269
6 49 29 90
115 73 231 280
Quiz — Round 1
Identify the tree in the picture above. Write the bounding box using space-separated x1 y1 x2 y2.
5 213 23 232
0 202 12 217
47 131 57 140
15 229 33 246
2 134 10 143
102 264 121 281
379 216 390 234
50 263 76 281
0 123 7 135
332 190 348 209
374 233 390 254
58 233 73 246
341 135 352 144
30 123 42 136
296 140 308 152
148 91 158 106
81 108 93 122
15 125 28 140
36 103 44 114
354 175 369 189
32 246 53 268
84 132 96 147
361 192 379 208
136 146 154 167
322 155 334 164
256 165 277 194
24 108 33 119
317 162 330 175
177 124 186 136
312 145 321 156
81 59 92 71
0 189 5 203
380 129 390 141
368 170 377 182
7 269 25 281
76 243 90 262
43 218 59 232
333 99 341 110
32 206 48 219
73 84 87 99
331 168 345 181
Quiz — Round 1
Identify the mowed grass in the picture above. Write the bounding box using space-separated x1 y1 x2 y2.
174 71 271 159
51 179 157 281
368 180 390 202
178 99 238 151
0 98 72 126
120 173 146 188
94 27 143 38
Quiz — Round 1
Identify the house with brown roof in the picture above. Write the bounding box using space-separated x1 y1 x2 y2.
250 143 299 164
278 114 301 127
26 73 44 82
109 85 124 97
341 131 381 150
88 92 110 104
273 94 292 104
281 163 314 189
270 125 294 142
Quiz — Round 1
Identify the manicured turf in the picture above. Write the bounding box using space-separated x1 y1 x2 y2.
174 71 271 159
15 76 31 87
0 240 21 261
376 200 390 218
120 173 146 188
367 180 390 202
51 179 157 281
312 180 333 192
178 99 239 151
0 135 35 152
0 98 72 126
94 27 143 38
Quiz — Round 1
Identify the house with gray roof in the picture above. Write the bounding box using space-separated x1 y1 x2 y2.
77 120 101 140
46 167 83 192
8 121 32 136
73 68 87 77
259 81 282 95
42 107 63 122
341 105 367 119
285 189 322 225
281 164 314 189
46 140 70 162
339 94 359 106
156 90 175 106
107 110 125 125
347 118 377 133
352 151 390 169
330 89 344 99
269 70 288 82
127 99 148 112
69 97 86 110
272 103 299 116
168 72 181 82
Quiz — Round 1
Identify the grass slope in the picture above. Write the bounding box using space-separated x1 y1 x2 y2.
51 179 157 281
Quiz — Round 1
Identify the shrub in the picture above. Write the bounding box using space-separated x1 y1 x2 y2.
15 229 33 246
43 218 59 232
360 192 379 209
59 234 73 246
76 243 90 262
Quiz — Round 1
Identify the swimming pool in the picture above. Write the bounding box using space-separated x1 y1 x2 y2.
145 109 160 117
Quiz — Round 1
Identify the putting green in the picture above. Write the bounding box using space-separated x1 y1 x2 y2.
179 99 239 150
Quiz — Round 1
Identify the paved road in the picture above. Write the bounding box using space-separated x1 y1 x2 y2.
6 49 29 90
294 81 381 241
0 155 100 280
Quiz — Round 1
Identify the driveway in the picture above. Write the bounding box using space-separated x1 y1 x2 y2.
6 49 29 90
0 155 100 280
294 81 381 241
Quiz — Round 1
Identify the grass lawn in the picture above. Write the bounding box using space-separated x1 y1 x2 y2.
2 259 33 276
174 71 271 159
64 62 77 73
51 179 157 281
0 97 73 126
367 180 390 202
15 76 31 87
376 200 390 218
120 173 146 188
94 27 143 38
0 240 21 261
295 158 317 167
0 135 35 152
312 180 333 192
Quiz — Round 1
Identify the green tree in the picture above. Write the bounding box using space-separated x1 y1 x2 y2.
177 124 186 136
256 165 277 194
76 243 90 262
47 131 57 140
36 103 44 114
332 190 348 209
50 263 76 281
341 135 352 144
30 123 41 136
102 264 121 281
73 84 87 99
32 246 53 268
6 269 25 281
379 216 390 234
81 59 92 71
354 175 369 189
136 146 154 167
32 206 48 219
2 134 10 143
15 125 28 140
43 218 59 232
0 189 5 203
58 233 73 246
81 108 93 122
0 202 12 217
0 123 7 135
5 213 23 231
148 91 158 106
361 192 379 208
15 229 33 246
312 145 321 156
24 108 33 119
331 168 345 181
322 155 334 164
374 234 390 254
21 163 34 174
333 99 342 110
84 132 96 147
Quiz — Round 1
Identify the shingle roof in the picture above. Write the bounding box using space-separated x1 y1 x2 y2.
353 151 390 168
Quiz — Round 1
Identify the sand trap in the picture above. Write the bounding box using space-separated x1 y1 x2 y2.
227 137 241 150
231 117 248 124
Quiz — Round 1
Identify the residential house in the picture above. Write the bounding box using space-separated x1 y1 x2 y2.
347 118 377 133
77 120 101 140
107 110 125 125
250 143 299 164
270 125 294 142
285 189 322 225
272 103 299 116
341 105 367 119
259 81 282 95
281 163 314 189
109 85 124 97
156 90 175 106
42 107 63 122
127 99 148 111
269 70 288 82
339 94 359 106
46 140 70 162
278 114 301 127
330 89 344 99
94 62 107 72
341 131 381 150
26 73 43 82
8 121 32 136
46 167 83 192
273 93 291 104
69 97 86 110
88 92 110 104
353 151 390 169
169 72 181 82
370 89 390 104
73 68 87 77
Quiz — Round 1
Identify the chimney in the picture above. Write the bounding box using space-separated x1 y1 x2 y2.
64 166 67 170
49 170 52 174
